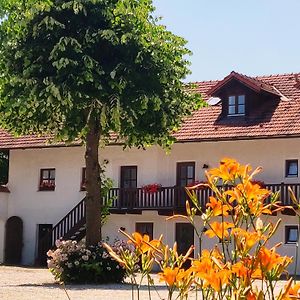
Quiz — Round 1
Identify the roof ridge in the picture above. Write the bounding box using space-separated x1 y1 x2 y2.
255 72 300 79
191 79 219 84
190 71 300 85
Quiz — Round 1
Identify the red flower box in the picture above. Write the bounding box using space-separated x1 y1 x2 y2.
142 183 162 194
39 180 55 191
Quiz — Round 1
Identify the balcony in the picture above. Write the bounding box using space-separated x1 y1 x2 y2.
104 183 300 215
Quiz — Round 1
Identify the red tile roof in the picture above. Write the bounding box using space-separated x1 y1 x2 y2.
174 72 300 141
0 72 300 149
0 130 70 149
208 71 281 97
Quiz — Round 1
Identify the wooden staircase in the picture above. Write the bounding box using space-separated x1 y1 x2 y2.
37 197 86 265
51 197 86 245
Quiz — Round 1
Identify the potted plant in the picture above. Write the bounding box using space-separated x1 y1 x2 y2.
142 183 162 194
40 180 55 191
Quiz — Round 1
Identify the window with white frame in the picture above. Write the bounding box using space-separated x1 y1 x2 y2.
285 226 298 244
228 95 245 116
286 160 298 177
39 168 55 191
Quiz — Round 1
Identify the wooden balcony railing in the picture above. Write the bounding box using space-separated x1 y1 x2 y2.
104 183 300 212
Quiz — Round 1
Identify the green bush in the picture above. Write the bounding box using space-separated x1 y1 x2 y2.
47 239 128 284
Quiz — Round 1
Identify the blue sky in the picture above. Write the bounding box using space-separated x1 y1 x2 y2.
153 0 300 82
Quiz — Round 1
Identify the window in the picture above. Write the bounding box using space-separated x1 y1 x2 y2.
120 166 137 188
176 162 195 187
0 150 9 185
286 160 298 177
136 223 153 239
285 226 298 244
39 168 55 191
81 167 86 191
120 166 137 206
228 95 245 116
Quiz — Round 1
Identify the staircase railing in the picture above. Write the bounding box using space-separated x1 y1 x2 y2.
50 197 86 246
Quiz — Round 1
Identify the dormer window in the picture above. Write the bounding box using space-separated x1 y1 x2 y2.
228 95 245 116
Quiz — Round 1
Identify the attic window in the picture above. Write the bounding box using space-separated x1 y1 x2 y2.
228 95 245 116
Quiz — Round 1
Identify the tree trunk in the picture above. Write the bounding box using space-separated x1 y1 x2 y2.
85 119 102 246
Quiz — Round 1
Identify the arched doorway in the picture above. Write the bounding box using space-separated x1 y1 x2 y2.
5 216 23 264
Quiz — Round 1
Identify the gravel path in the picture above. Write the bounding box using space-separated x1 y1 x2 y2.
0 266 171 300
0 266 294 300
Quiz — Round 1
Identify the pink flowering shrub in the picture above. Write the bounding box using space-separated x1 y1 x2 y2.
47 239 128 283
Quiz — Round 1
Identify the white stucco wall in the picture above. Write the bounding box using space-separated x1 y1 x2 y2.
103 212 300 275
3 137 300 265
0 192 8 221
7 146 86 264
0 192 9 263
0 219 5 263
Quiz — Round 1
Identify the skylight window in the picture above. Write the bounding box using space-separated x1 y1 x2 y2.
228 95 245 116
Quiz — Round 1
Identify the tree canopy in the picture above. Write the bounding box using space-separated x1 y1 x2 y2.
0 0 202 245
0 0 201 146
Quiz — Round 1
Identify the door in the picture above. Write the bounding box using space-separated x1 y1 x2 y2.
37 224 53 266
175 223 194 268
5 216 23 264
120 166 137 208
176 162 195 208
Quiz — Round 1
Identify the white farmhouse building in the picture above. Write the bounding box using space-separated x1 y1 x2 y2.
1 71 300 273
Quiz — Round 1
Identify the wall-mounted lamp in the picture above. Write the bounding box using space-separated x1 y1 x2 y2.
202 164 209 169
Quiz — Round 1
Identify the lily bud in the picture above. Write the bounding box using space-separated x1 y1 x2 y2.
256 218 264 231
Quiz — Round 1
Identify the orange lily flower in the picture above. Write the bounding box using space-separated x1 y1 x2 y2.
226 181 272 216
201 269 232 292
130 232 151 253
257 247 291 273
125 232 161 253
283 283 300 299
206 196 232 216
208 158 248 183
232 261 250 278
232 228 262 254
205 221 234 240
176 267 194 286
159 267 180 286
191 257 213 276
